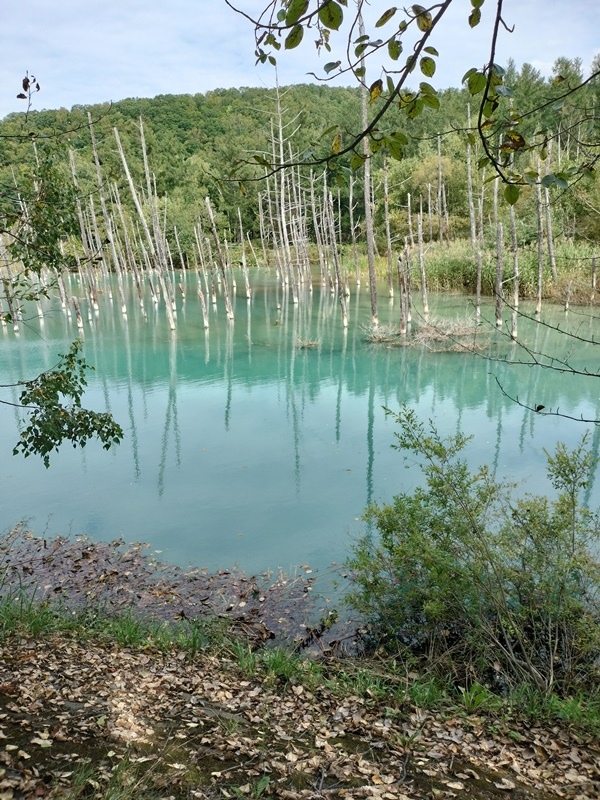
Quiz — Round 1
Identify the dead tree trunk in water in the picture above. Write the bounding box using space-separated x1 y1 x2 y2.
349 174 360 286
466 105 477 254
495 223 503 329
509 202 519 340
544 143 558 282
237 208 252 299
417 205 429 321
359 14 377 327
437 135 444 244
205 196 234 320
383 154 394 297
535 166 545 316
326 193 348 328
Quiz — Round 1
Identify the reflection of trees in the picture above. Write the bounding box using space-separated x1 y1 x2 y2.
103 277 600 429
158 334 181 497
123 311 141 479
4 272 600 506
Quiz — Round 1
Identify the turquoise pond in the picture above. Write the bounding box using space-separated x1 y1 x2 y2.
1 269 599 576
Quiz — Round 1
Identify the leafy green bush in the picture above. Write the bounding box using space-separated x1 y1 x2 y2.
347 407 600 696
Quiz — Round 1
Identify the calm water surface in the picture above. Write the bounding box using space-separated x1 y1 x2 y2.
1 270 599 574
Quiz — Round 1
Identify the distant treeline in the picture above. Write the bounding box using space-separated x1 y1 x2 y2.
1 56 598 258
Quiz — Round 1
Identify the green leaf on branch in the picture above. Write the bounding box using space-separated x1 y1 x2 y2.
384 135 405 160
523 169 539 185
504 184 520 205
324 60 341 73
467 71 487 95
412 4 433 31
468 8 481 27
285 24 304 49
319 1 343 31
350 152 366 170
319 124 338 139
420 56 436 77
419 81 436 95
421 93 440 110
369 79 383 103
389 130 409 146
543 172 570 190
388 38 402 60
482 98 498 117
375 7 397 27
406 97 424 119
285 0 309 25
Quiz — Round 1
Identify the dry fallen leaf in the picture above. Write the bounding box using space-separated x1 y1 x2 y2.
494 778 516 790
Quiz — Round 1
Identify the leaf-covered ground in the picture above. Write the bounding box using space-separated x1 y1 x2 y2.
0 530 598 799
0 634 598 799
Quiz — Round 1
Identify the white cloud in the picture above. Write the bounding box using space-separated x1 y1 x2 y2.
1 0 599 119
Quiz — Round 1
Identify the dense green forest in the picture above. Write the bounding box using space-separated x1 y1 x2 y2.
0 55 599 298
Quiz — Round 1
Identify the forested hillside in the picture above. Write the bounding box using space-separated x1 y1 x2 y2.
1 56 598 290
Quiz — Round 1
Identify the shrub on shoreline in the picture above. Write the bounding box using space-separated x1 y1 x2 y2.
346 406 600 696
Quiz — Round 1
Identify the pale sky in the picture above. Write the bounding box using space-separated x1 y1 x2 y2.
1 0 598 120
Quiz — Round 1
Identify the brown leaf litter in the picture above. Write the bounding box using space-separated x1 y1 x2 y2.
0 528 598 799
0 635 598 799
0 527 355 653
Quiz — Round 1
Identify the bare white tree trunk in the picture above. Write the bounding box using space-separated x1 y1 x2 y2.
349 174 360 286
535 167 545 316
544 142 558 281
495 222 503 329
383 153 394 297
509 203 519 340
205 196 234 320
407 193 415 248
476 249 483 320
417 205 429 321
466 104 477 254
359 13 377 327
326 193 348 328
